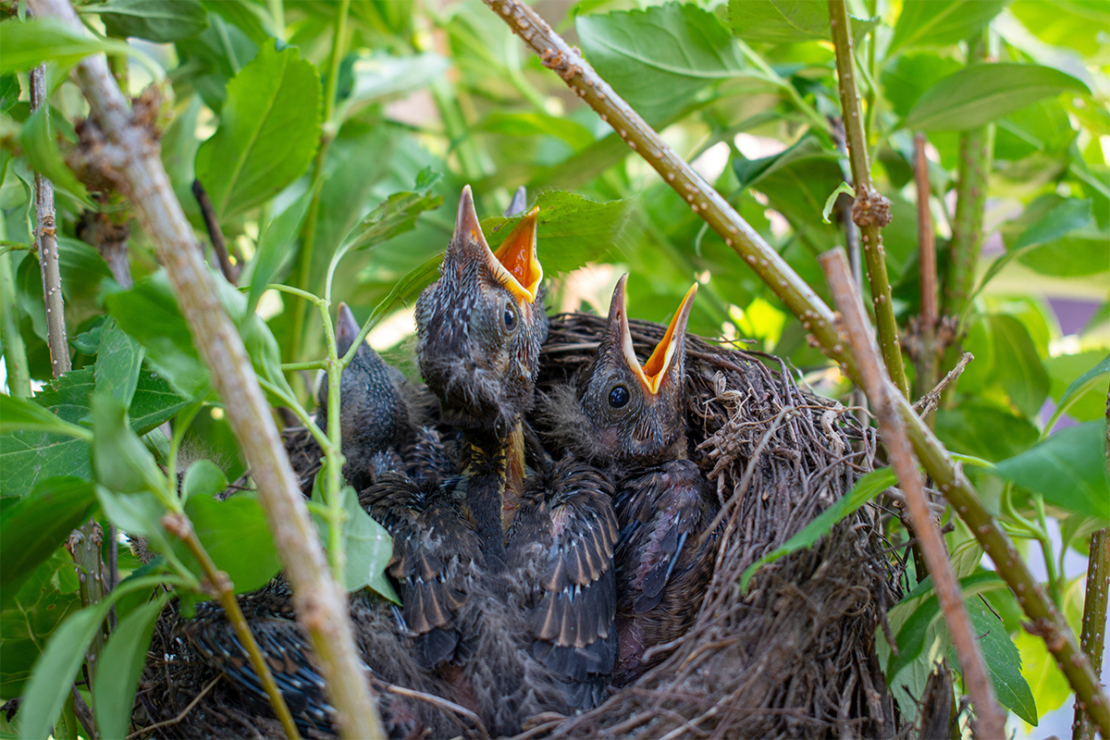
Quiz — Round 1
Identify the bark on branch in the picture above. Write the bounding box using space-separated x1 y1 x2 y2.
25 1 385 736
822 247 1006 738
480 1 1110 733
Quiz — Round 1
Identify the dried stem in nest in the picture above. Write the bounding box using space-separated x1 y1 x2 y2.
483 2 1110 729
822 247 1006 739
27 1 386 736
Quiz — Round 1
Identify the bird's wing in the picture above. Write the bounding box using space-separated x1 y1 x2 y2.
510 458 618 707
361 471 482 669
615 461 708 614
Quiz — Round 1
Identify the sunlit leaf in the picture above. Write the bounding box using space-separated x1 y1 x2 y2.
902 64 1090 132
888 0 1008 55
727 0 877 44
89 0 209 42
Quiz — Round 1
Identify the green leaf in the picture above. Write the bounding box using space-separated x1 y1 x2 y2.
246 186 314 314
0 394 92 439
195 42 322 219
727 0 878 44
888 570 1006 678
336 170 444 256
129 370 190 433
0 478 97 609
0 557 81 698
18 601 111 740
19 106 92 207
1010 0 1108 57
178 493 281 594
94 318 145 407
880 52 964 119
888 0 1009 55
902 63 1091 132
104 272 211 398
0 17 135 75
363 253 444 329
181 460 228 503
342 52 449 109
92 594 169 740
0 74 20 114
985 314 1048 419
993 421 1110 520
339 487 397 602
1014 628 1071 717
17 574 172 740
483 191 631 275
1050 352 1110 423
953 596 1038 724
579 3 746 124
740 467 895 591
91 0 209 43
240 311 297 405
935 405 1040 463
91 394 173 503
476 112 595 150
96 487 171 542
821 182 855 224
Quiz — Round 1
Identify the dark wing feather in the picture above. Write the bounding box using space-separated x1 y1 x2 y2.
360 468 483 670
507 456 618 709
613 458 718 684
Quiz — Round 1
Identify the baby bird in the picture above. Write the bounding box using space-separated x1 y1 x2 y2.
544 275 718 685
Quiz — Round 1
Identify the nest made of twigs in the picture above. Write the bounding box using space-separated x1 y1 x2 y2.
133 312 902 740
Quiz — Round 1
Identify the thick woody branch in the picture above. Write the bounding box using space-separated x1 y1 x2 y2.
482 2 1110 732
163 513 301 740
827 0 909 400
822 248 1005 738
26 1 385 737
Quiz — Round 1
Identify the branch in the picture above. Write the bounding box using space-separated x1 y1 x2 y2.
822 248 1006 738
191 180 238 286
913 133 939 421
163 513 301 740
26 2 386 736
31 54 109 673
1074 526 1109 739
943 33 993 318
480 2 1110 733
29 64 69 378
827 0 909 400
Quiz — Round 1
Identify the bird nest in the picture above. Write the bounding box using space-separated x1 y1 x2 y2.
132 312 901 739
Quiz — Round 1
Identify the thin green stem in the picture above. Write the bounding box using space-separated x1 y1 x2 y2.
282 360 328 371
1033 493 1061 606
266 283 327 307
288 0 350 368
168 515 302 740
828 0 910 399
733 38 828 133
268 0 285 39
319 310 347 587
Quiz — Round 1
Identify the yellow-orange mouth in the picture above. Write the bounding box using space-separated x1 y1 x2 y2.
612 276 697 395
492 207 542 303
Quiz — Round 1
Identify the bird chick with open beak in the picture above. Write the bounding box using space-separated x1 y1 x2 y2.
415 185 545 564
543 275 718 685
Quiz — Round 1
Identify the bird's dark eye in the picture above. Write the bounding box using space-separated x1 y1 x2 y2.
608 385 630 408
503 302 517 331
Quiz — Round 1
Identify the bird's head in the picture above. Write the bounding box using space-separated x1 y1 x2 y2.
317 303 409 466
578 275 697 465
415 186 546 435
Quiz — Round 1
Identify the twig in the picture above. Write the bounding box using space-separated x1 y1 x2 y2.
191 180 237 286
827 0 908 400
125 675 221 739
163 513 301 740
913 352 973 418
943 32 993 318
28 2 387 737
385 684 487 737
477 1 1110 731
29 64 69 377
821 247 1006 739
913 133 939 423
1073 527 1109 739
69 685 96 740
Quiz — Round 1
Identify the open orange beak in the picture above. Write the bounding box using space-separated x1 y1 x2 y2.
492 206 542 303
453 186 541 304
611 275 698 395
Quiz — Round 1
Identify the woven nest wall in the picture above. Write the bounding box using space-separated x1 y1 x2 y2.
132 312 902 739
